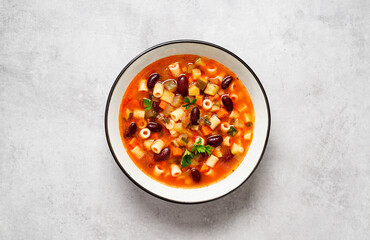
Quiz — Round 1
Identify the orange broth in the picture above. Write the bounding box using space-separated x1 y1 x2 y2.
119 55 254 188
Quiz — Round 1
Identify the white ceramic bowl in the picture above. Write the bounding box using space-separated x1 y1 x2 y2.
105 40 270 204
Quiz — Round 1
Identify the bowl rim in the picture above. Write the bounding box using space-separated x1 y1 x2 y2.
105 39 271 204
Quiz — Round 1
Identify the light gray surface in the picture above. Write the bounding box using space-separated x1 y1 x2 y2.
1 0 369 239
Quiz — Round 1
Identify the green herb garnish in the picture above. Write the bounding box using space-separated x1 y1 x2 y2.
143 99 152 111
227 126 238 136
180 149 194 169
182 97 197 109
163 118 170 123
192 139 213 156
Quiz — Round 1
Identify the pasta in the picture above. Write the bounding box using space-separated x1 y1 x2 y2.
151 139 165 154
138 79 148 92
139 128 151 139
170 164 182 177
170 107 185 122
153 83 164 98
119 55 254 188
169 62 181 77
202 99 213 110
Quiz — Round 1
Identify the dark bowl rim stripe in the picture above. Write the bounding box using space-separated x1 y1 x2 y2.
104 39 271 204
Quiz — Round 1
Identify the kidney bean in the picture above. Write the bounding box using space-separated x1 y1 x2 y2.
152 101 160 111
222 152 234 161
221 76 233 89
191 168 201 183
191 107 200 125
177 74 189 96
154 147 170 161
124 122 137 138
147 73 160 89
206 135 223 146
147 122 162 132
221 95 233 112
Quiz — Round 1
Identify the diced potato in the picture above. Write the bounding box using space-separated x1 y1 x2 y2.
160 90 175 103
231 143 244 155
195 57 205 67
189 85 200 96
213 147 223 158
244 132 252 140
192 68 201 80
204 83 219 96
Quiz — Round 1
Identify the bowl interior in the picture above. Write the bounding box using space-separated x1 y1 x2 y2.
106 41 270 203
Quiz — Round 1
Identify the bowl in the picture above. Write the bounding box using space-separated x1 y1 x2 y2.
105 40 271 204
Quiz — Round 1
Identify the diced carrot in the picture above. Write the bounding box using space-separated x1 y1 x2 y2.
196 95 203 106
209 94 220 101
173 148 183 156
216 108 228 119
151 132 160 139
128 137 139 148
201 125 212 136
159 101 167 110
200 163 210 173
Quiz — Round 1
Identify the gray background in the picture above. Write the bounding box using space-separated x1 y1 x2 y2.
1 0 369 239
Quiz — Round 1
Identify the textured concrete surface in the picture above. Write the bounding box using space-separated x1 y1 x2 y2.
1 0 369 239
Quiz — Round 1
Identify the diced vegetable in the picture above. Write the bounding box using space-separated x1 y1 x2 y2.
123 109 133 120
171 95 184 107
213 147 223 158
209 115 221 130
174 123 184 133
187 63 195 73
244 132 252 140
189 85 200 96
196 95 203 106
128 137 139 148
145 108 158 118
244 113 251 122
211 102 220 112
216 108 228 119
200 163 210 173
195 57 205 67
173 147 183 156
201 125 212 136
159 101 167 109
196 77 208 90
231 143 244 155
192 68 201 80
209 94 220 101
204 83 219 96
163 79 178 92
177 134 189 146
162 104 175 116
209 78 220 85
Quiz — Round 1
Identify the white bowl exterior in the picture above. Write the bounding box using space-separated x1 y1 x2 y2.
106 42 269 203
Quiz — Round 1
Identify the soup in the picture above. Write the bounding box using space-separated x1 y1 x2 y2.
119 55 254 188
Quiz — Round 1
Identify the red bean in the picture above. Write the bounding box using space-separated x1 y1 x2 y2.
191 168 201 182
147 73 160 89
221 76 233 89
177 74 189 96
154 148 171 161
191 107 200 125
124 122 137 138
221 95 233 112
206 135 223 146
147 122 162 132
222 152 234 161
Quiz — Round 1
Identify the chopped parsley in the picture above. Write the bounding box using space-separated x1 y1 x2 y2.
180 149 194 169
227 126 238 136
192 139 213 156
143 99 152 111
182 97 196 109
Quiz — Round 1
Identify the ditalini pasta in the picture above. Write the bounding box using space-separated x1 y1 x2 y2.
119 55 254 188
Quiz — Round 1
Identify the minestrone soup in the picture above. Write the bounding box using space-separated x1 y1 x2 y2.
119 55 254 188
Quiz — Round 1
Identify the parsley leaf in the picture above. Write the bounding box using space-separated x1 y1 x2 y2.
192 138 213 156
227 126 238 136
180 149 194 169
182 97 197 109
143 99 152 111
